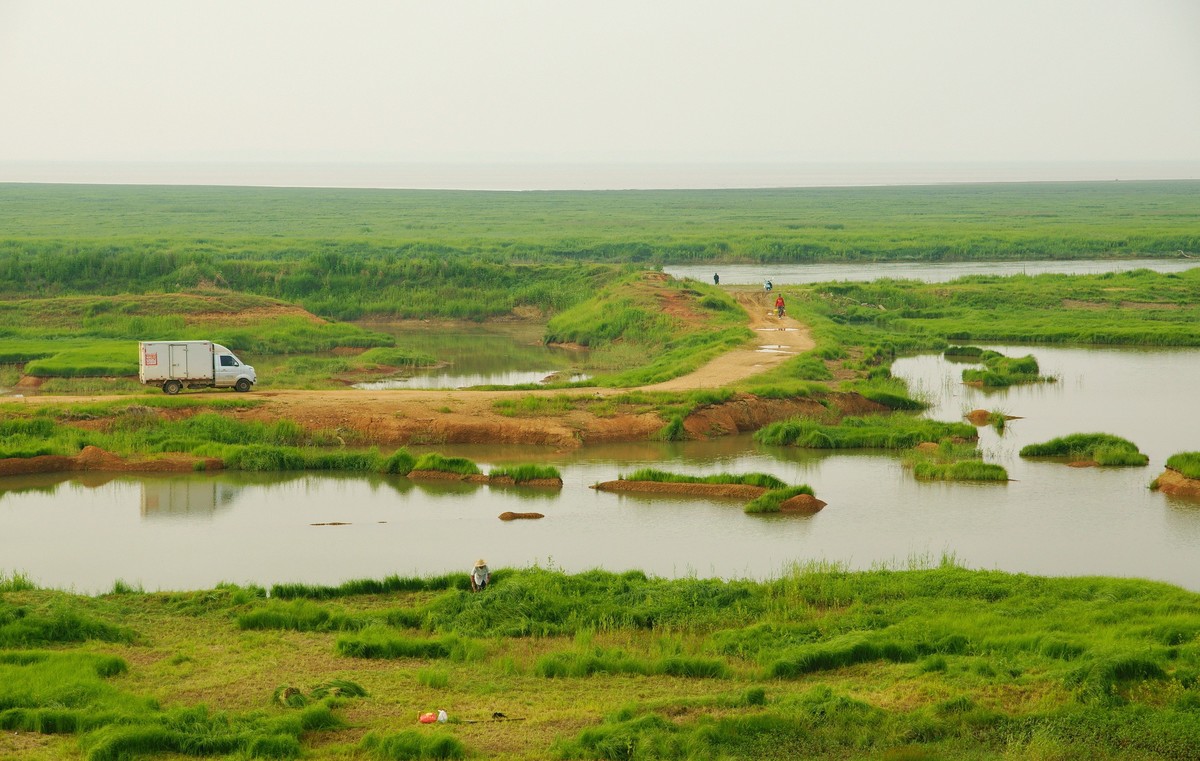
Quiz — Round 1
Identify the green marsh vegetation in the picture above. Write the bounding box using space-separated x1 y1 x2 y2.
959 350 1053 388
1164 452 1200 480
544 272 752 386
907 440 1009 483
756 416 976 449
806 267 1200 347
1020 433 1150 467
486 464 562 483
617 469 787 489
5 563 1200 759
0 292 422 391
743 485 819 514
3 181 1197 268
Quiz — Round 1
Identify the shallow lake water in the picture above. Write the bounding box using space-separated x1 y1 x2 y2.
350 321 583 389
667 258 1198 285
3 346 1198 594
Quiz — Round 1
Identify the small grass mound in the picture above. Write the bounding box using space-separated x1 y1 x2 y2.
620 469 787 490
1020 433 1149 466
913 460 1009 482
961 350 1053 388
488 464 562 483
744 485 818 514
410 453 481 476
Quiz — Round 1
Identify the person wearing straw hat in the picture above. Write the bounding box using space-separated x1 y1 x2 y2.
470 559 490 592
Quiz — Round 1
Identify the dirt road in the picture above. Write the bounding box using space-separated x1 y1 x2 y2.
644 290 813 391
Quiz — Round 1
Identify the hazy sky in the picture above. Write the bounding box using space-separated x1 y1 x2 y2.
2 0 1199 178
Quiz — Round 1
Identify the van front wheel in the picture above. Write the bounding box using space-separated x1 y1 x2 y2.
234 378 252 392
163 380 183 395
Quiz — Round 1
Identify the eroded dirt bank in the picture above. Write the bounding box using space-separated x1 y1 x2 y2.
1154 469 1200 498
0 445 220 477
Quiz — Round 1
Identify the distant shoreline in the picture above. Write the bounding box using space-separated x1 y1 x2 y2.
2 160 1198 191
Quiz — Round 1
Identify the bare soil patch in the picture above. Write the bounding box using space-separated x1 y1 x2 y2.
780 494 827 513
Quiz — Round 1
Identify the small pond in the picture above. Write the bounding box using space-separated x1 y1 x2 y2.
350 321 584 389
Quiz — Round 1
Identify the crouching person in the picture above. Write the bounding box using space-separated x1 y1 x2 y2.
470 559 490 592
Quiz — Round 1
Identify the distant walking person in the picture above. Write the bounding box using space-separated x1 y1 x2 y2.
713 273 719 285
764 279 772 293
470 559 490 592
774 294 786 318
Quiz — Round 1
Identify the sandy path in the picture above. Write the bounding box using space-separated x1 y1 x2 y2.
643 290 814 391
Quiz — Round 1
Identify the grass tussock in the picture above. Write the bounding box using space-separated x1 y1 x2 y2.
744 486 818 514
757 415 976 449
912 460 1009 482
961 350 1054 388
1020 433 1149 466
488 464 562 483
1165 452 1200 480
411 453 481 476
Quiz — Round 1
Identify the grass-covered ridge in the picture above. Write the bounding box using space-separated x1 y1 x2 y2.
1020 433 1150 467
544 271 753 386
3 564 1200 759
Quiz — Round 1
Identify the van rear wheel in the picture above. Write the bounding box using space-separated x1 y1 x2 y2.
163 380 182 395
234 378 251 392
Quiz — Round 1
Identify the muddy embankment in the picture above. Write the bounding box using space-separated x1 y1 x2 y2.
1153 469 1200 498
0 445 220 478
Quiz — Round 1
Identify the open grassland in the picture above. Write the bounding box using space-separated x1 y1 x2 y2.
3 564 1200 760
3 180 1198 263
799 267 1200 347
2 181 1198 321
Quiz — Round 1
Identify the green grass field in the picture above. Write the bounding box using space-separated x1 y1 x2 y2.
3 563 1199 760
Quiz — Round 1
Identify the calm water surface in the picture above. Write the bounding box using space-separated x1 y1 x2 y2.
350 321 583 389
667 259 1198 285
3 346 1198 593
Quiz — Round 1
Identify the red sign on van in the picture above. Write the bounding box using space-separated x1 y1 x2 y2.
144 352 158 366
